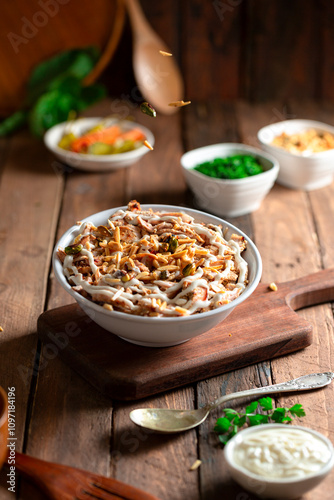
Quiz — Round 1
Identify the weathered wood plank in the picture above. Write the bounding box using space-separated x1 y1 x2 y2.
319 2 334 100
109 107 199 498
23 104 130 473
0 132 64 499
181 1 243 100
23 102 198 499
245 0 318 101
112 388 200 500
189 101 270 500
237 100 334 500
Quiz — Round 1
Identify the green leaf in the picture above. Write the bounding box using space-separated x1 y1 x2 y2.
271 408 287 423
234 415 246 427
245 401 259 414
223 408 239 421
289 404 306 417
0 110 28 136
214 417 232 434
28 83 106 137
258 397 273 411
26 47 100 105
248 414 268 426
218 434 229 445
77 83 107 110
28 89 78 137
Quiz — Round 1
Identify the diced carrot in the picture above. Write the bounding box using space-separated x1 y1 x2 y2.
70 125 122 153
117 128 146 143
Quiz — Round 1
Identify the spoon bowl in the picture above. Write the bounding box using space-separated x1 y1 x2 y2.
125 0 184 114
129 372 334 433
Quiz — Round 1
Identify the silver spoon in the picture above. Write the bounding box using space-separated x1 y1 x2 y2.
130 372 334 433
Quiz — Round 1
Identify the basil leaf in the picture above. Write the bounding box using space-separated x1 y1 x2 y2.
0 110 28 137
77 83 107 110
28 89 78 137
26 47 100 105
28 83 106 137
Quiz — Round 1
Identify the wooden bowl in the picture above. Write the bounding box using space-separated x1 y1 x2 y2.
0 386 8 468
0 0 125 115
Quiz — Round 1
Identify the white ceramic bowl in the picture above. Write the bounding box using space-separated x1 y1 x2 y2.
52 204 262 347
224 424 334 499
258 119 334 190
44 117 155 172
181 143 279 218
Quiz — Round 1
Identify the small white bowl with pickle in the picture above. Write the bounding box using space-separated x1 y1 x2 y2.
181 143 279 218
44 117 155 172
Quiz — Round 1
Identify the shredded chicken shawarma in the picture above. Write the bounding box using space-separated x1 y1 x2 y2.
58 201 248 317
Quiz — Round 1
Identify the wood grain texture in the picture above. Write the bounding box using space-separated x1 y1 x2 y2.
2 97 334 500
237 100 334 500
181 0 243 100
37 267 334 400
0 132 63 499
21 101 198 499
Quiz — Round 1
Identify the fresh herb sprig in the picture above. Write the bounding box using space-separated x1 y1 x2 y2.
214 397 306 444
0 47 106 138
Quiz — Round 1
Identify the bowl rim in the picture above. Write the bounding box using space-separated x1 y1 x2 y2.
224 423 334 484
44 117 155 163
257 119 334 159
53 204 262 323
180 142 280 184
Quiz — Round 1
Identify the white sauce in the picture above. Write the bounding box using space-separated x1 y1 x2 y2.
62 208 249 316
233 427 331 479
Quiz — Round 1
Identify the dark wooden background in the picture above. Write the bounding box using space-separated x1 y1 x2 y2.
104 0 334 103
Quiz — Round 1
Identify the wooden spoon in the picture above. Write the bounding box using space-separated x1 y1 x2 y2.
124 0 184 114
9 451 161 500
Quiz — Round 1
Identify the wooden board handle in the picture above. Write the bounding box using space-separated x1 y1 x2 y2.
284 268 334 310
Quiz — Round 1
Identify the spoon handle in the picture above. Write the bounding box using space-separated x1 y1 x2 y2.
210 372 334 410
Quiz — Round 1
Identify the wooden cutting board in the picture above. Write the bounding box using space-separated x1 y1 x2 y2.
37 269 334 400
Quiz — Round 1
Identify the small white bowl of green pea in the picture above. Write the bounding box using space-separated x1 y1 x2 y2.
181 143 279 217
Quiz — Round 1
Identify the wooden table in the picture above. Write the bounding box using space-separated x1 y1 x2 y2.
0 99 334 500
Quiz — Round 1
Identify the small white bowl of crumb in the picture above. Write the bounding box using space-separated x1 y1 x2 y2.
258 119 334 190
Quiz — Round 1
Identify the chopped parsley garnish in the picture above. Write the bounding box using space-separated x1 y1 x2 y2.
214 397 306 444
194 154 263 180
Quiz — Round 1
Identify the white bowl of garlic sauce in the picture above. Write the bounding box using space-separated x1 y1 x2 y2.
224 424 334 499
